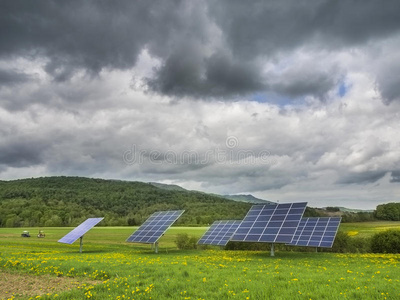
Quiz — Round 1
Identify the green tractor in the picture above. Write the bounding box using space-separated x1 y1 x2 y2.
21 230 30 237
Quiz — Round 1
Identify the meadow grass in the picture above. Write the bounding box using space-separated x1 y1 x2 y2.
0 223 399 299
339 221 400 238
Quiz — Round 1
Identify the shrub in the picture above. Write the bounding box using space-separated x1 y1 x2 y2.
330 231 372 253
349 236 371 253
331 231 351 253
175 233 197 250
370 230 400 253
326 206 340 212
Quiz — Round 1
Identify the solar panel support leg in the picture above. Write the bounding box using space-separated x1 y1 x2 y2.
315 247 318 253
79 236 83 253
270 243 274 257
155 242 159 254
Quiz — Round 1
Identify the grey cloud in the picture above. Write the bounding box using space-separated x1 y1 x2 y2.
0 68 32 87
314 1 400 46
0 0 155 79
0 0 216 83
269 67 342 100
0 74 95 111
35 134 129 176
147 47 265 98
0 138 47 167
2 0 400 99
0 84 399 208
336 171 387 185
210 0 400 58
390 171 400 182
201 176 291 194
376 62 400 104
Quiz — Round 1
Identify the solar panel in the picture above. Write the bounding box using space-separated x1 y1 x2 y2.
230 202 307 243
126 210 184 244
198 220 241 246
287 217 341 248
58 217 104 244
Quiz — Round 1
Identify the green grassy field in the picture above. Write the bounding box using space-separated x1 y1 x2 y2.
339 222 400 237
0 223 399 299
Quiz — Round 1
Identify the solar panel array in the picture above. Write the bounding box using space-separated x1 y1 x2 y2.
230 202 307 243
198 220 241 246
126 210 184 244
287 217 341 248
58 217 104 244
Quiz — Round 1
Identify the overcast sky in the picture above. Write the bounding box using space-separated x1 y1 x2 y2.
1 1 400 209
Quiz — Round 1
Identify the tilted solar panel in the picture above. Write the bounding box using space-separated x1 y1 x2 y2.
287 217 341 248
58 217 104 244
126 210 184 244
230 202 307 243
198 220 241 246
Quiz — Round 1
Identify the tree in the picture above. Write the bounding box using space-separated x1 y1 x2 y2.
44 215 62 227
374 203 400 221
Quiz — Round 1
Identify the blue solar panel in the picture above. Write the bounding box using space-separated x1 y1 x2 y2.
58 218 104 244
126 210 184 244
230 202 307 243
198 220 241 246
287 217 341 248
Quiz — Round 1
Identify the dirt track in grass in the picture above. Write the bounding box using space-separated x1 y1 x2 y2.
1 271 99 299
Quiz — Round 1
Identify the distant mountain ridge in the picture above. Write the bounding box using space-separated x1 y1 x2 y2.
222 194 275 204
148 182 273 204
325 206 374 213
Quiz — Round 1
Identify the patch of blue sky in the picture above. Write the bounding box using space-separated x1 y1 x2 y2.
338 80 351 98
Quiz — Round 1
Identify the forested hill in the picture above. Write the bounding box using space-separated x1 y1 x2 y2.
0 176 251 227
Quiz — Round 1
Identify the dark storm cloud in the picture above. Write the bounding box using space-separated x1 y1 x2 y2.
0 68 32 87
268 67 341 100
0 138 47 167
197 0 400 99
336 171 387 185
209 0 400 57
376 62 400 104
390 171 400 183
149 0 400 99
147 47 265 97
0 0 155 79
2 0 400 98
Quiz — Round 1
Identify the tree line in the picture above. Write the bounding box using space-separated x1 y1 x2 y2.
0 176 251 227
0 176 398 227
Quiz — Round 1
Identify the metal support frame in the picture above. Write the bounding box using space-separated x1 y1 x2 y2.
79 236 83 253
270 243 275 257
154 242 159 253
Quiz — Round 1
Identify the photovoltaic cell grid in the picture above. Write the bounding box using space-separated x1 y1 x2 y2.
230 202 307 243
126 210 184 244
58 217 104 244
197 220 241 246
287 217 341 248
